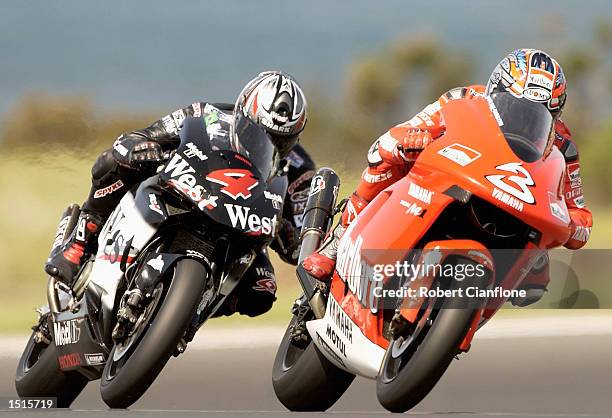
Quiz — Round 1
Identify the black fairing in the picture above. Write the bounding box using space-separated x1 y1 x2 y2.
43 116 287 382
156 117 286 246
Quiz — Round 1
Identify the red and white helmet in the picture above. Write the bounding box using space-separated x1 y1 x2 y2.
235 71 307 156
485 48 567 117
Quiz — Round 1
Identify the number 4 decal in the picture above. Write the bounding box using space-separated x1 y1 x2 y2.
485 162 535 204
206 169 259 200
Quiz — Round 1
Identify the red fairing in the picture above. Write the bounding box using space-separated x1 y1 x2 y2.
327 96 579 353
359 87 591 249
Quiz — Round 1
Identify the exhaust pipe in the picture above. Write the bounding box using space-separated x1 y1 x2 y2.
295 168 340 318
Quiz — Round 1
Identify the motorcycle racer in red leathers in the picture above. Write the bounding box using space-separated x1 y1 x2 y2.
303 49 593 306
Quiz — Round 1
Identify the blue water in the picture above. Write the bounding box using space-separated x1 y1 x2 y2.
1 1 609 115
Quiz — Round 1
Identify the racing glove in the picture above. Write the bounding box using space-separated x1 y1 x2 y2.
112 137 164 169
396 129 434 162
565 219 592 249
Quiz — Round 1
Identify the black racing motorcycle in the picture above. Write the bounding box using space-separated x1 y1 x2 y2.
15 112 294 408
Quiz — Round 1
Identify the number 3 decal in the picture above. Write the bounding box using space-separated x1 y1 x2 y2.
485 162 536 204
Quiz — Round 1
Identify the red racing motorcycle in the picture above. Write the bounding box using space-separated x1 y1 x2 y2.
272 93 572 412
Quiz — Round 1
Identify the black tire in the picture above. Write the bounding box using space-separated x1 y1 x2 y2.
272 316 355 411
376 258 486 412
15 334 88 408
376 307 474 412
100 259 207 408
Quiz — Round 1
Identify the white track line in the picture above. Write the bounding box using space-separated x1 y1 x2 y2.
2 315 612 358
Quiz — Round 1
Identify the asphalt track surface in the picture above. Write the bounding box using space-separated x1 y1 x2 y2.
1 315 612 418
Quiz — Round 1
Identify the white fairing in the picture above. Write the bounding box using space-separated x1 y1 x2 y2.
306 295 385 379
89 192 157 313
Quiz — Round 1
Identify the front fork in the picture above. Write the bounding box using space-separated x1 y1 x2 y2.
394 239 496 351
47 277 62 314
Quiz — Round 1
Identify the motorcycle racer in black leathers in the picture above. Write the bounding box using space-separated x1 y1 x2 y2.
45 71 315 317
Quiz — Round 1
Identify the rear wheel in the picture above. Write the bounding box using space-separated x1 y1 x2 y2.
272 315 355 411
15 330 88 408
100 259 207 408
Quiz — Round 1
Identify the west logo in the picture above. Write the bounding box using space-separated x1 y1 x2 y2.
164 153 196 179
224 204 277 235
165 154 211 205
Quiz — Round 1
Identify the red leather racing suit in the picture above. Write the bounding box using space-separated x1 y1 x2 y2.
333 85 593 293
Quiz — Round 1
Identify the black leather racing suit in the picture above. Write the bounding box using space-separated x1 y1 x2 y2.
81 102 316 317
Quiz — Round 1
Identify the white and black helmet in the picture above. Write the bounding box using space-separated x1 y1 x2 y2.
235 71 307 156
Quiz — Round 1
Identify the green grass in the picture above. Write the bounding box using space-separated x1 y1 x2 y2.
0 258 302 335
0 152 307 334
1 152 611 334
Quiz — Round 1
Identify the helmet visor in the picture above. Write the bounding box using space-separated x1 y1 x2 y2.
491 92 553 162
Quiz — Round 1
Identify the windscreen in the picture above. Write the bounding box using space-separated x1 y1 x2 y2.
209 112 277 180
490 92 554 162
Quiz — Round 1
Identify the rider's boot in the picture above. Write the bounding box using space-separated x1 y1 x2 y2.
301 193 368 281
301 222 346 281
44 211 103 287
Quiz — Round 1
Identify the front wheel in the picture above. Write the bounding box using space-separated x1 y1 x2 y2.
15 331 88 407
376 257 486 412
272 315 355 411
100 259 207 408
376 306 475 412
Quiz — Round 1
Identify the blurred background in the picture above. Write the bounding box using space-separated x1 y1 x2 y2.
1 1 611 333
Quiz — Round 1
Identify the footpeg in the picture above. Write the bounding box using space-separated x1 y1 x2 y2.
31 313 52 345
44 265 60 277
173 339 187 357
